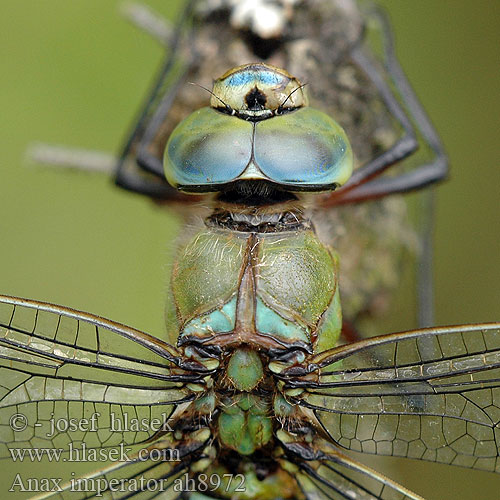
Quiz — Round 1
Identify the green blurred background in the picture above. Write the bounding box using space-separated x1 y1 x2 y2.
1 0 499 498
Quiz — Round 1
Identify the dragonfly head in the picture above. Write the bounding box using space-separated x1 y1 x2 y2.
164 64 353 196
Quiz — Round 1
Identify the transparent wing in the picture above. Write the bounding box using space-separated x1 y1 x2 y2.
33 436 211 500
0 295 202 457
36 451 186 500
285 441 423 500
283 324 500 473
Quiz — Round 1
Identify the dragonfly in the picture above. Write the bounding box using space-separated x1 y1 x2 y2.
2 59 500 498
3 1 497 499
2 61 500 500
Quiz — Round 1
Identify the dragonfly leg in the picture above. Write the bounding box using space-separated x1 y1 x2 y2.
114 63 191 199
114 160 183 199
320 8 448 327
326 46 419 201
135 66 192 178
114 0 196 197
351 10 448 329
322 42 448 203
322 9 447 206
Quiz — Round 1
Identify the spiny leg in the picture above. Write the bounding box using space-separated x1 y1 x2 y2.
321 7 448 328
319 46 428 328
365 9 447 328
344 8 447 328
114 0 196 198
323 7 448 205
114 159 184 199
322 46 417 207
135 65 192 178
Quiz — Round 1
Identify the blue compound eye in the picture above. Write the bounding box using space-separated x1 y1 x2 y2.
164 108 253 189
164 107 353 192
254 108 353 189
163 63 353 193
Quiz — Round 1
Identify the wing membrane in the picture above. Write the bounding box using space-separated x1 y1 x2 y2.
36 448 187 500
0 295 199 457
285 442 423 500
34 433 209 499
285 324 500 472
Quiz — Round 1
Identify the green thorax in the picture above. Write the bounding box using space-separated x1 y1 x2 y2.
165 202 342 354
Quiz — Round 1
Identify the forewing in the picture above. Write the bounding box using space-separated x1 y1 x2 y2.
0 295 199 457
285 324 500 472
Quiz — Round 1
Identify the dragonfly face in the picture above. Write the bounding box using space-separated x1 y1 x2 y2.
211 63 309 117
164 63 353 192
